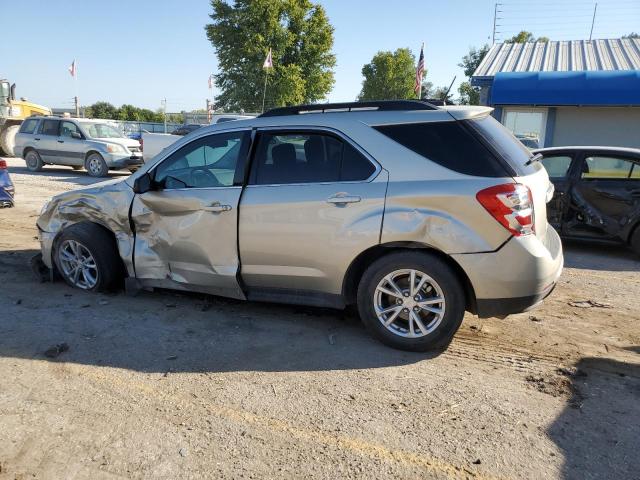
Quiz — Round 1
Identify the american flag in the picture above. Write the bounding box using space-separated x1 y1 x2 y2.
68 59 76 78
414 45 424 97
263 48 273 69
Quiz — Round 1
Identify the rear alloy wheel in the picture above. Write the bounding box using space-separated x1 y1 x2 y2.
357 251 465 352
54 223 122 292
25 150 44 172
85 152 108 177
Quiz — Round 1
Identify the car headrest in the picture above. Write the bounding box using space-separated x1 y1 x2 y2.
272 143 297 169
304 136 324 166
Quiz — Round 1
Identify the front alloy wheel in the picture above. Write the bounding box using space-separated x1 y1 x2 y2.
57 239 99 289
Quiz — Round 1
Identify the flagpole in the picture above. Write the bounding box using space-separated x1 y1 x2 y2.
261 69 269 114
74 60 79 117
417 42 424 100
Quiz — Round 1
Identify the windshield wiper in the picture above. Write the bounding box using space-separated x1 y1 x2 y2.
524 153 543 167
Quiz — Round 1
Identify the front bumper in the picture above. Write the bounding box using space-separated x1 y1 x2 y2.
452 226 564 318
104 153 144 169
38 228 56 269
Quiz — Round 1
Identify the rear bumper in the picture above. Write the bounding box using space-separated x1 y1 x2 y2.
453 226 563 318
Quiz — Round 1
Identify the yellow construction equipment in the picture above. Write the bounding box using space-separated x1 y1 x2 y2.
0 78 51 156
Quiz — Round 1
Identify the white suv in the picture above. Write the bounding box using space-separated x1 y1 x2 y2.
14 117 142 176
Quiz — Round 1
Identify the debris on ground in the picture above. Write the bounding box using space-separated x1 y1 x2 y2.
98 299 110 306
44 342 69 358
568 300 613 309
166 355 178 360
328 333 336 345
524 374 573 398
529 315 543 322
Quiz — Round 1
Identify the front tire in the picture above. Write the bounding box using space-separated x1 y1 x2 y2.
54 223 121 292
25 149 44 172
85 152 108 177
357 251 466 352
0 125 19 157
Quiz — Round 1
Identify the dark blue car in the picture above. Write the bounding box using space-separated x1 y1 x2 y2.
0 159 15 208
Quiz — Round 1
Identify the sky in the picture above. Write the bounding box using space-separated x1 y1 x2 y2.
2 0 638 113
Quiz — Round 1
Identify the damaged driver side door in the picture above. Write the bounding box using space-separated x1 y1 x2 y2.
130 130 251 298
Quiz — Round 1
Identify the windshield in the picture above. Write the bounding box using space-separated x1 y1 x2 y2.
80 122 123 138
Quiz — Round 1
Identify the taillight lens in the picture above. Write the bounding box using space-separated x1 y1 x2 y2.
476 183 535 236
139 138 144 152
0 160 7 169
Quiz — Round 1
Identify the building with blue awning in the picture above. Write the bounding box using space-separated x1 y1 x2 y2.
471 39 640 149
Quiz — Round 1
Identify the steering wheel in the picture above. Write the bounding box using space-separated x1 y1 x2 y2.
190 167 221 188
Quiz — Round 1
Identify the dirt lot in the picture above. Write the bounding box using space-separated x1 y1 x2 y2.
1 157 639 480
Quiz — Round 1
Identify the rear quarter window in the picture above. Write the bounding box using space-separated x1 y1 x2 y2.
373 121 509 177
20 118 39 134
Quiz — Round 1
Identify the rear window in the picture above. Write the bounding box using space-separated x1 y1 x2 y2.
20 118 39 134
373 121 509 177
40 120 60 136
468 116 536 176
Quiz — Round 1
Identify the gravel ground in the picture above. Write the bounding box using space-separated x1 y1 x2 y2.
1 158 639 480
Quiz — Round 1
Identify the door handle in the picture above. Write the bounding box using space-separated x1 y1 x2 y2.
327 194 361 205
202 203 232 213
34 138 40 141
57 140 64 143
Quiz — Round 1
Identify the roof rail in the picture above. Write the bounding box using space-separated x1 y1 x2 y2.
259 100 438 117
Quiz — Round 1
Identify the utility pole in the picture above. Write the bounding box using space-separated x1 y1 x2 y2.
74 96 79 118
589 2 598 42
161 98 167 133
492 3 501 45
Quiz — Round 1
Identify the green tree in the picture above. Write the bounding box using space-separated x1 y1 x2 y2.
205 0 336 112
457 44 489 105
358 48 420 101
506 31 549 43
85 101 118 119
623 32 639 39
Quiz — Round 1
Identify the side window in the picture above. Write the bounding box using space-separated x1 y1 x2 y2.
374 121 508 177
540 155 573 178
581 156 636 180
250 132 374 185
20 119 39 134
61 121 81 138
40 120 60 136
154 131 247 189
630 164 640 179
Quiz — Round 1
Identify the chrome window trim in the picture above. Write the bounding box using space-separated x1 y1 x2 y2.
248 125 381 186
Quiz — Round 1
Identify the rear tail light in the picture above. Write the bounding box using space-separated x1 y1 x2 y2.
476 183 535 236
0 160 7 169
139 138 144 152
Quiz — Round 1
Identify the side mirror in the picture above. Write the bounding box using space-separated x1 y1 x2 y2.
71 132 82 139
133 172 153 194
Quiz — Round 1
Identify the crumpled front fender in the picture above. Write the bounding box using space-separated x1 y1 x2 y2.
37 178 136 275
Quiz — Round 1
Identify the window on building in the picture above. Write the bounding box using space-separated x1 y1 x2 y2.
502 108 547 149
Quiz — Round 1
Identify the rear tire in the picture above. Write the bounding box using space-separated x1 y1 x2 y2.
356 251 466 352
85 152 108 177
0 125 19 157
631 226 640 257
54 223 122 292
25 149 44 172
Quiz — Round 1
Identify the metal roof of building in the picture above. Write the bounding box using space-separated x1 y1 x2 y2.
472 38 640 80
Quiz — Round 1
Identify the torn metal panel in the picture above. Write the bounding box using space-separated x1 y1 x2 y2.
36 178 135 274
